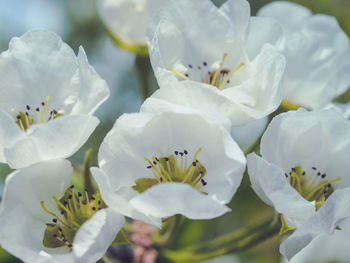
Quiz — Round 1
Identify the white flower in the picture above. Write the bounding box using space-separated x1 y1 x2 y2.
91 108 246 220
145 0 285 126
258 1 350 109
0 30 110 169
0 159 124 263
286 217 350 263
247 109 350 260
97 0 166 46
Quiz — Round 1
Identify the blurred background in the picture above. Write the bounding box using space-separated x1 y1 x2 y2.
0 0 349 262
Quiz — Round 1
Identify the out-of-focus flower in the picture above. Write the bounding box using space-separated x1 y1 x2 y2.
258 1 350 109
92 107 246 220
286 217 350 263
247 109 350 260
0 159 124 263
97 0 166 55
0 30 109 169
145 0 285 126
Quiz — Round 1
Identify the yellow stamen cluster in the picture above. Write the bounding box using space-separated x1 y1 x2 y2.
287 166 341 210
168 54 244 90
15 96 62 132
41 185 106 250
133 148 208 193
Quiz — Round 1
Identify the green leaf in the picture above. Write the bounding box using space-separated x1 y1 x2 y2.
112 229 131 245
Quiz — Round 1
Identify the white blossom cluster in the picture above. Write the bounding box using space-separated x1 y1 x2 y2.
0 0 350 262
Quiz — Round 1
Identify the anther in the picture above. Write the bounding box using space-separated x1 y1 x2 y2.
26 105 30 110
188 64 193 68
36 107 40 112
78 192 82 197
203 61 207 66
70 185 75 189
68 195 72 199
184 150 188 155
16 115 20 119
312 167 317 170
175 151 178 155
192 162 197 166
321 174 326 178
52 219 58 223
147 165 152 169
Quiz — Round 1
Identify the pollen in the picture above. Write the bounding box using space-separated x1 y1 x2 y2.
133 148 208 194
41 186 106 251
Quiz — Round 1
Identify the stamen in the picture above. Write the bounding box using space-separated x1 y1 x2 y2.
168 68 190 80
211 53 227 86
41 96 50 123
217 62 245 90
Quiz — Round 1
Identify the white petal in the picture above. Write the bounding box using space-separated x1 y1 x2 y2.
247 153 315 228
73 208 125 263
230 117 268 153
261 109 350 187
220 0 250 38
0 109 23 163
244 17 283 59
98 0 165 44
0 30 80 115
4 115 99 169
91 167 162 227
130 182 231 219
257 1 311 31
280 188 350 260
70 47 110 115
0 160 73 263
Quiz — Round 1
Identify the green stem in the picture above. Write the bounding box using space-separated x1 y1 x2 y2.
185 216 274 253
134 55 155 100
83 149 95 194
162 217 280 262
155 214 184 246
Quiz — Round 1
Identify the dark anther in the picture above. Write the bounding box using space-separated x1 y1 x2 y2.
185 73 189 77
291 167 296 172
52 219 57 223
328 184 331 187
188 64 193 68
160 177 163 182
78 192 82 197
36 107 40 112
198 66 201 69
61 210 65 215
26 105 30 110
147 165 152 169
192 162 197 167
25 112 29 116
84 188 88 192
16 115 21 119
58 227 63 232
98 200 102 205
321 174 326 179
153 161 157 165
201 179 207 186
68 244 72 248
312 167 317 170
53 110 57 114
203 61 207 66
41 102 45 106
70 185 74 189
317 172 321 176
92 207 96 211
285 173 288 178
53 234 58 238
302 171 306 175
63 239 67 243
180 152 184 156
98 208 102 210
91 196 95 200
165 158 169 161
155 157 159 161
184 150 188 154
63 201 68 206
199 171 203 175
68 195 73 199
175 151 178 155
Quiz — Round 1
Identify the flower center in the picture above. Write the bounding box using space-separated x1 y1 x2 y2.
15 96 62 131
133 148 208 193
40 185 106 251
168 54 244 90
286 166 341 209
